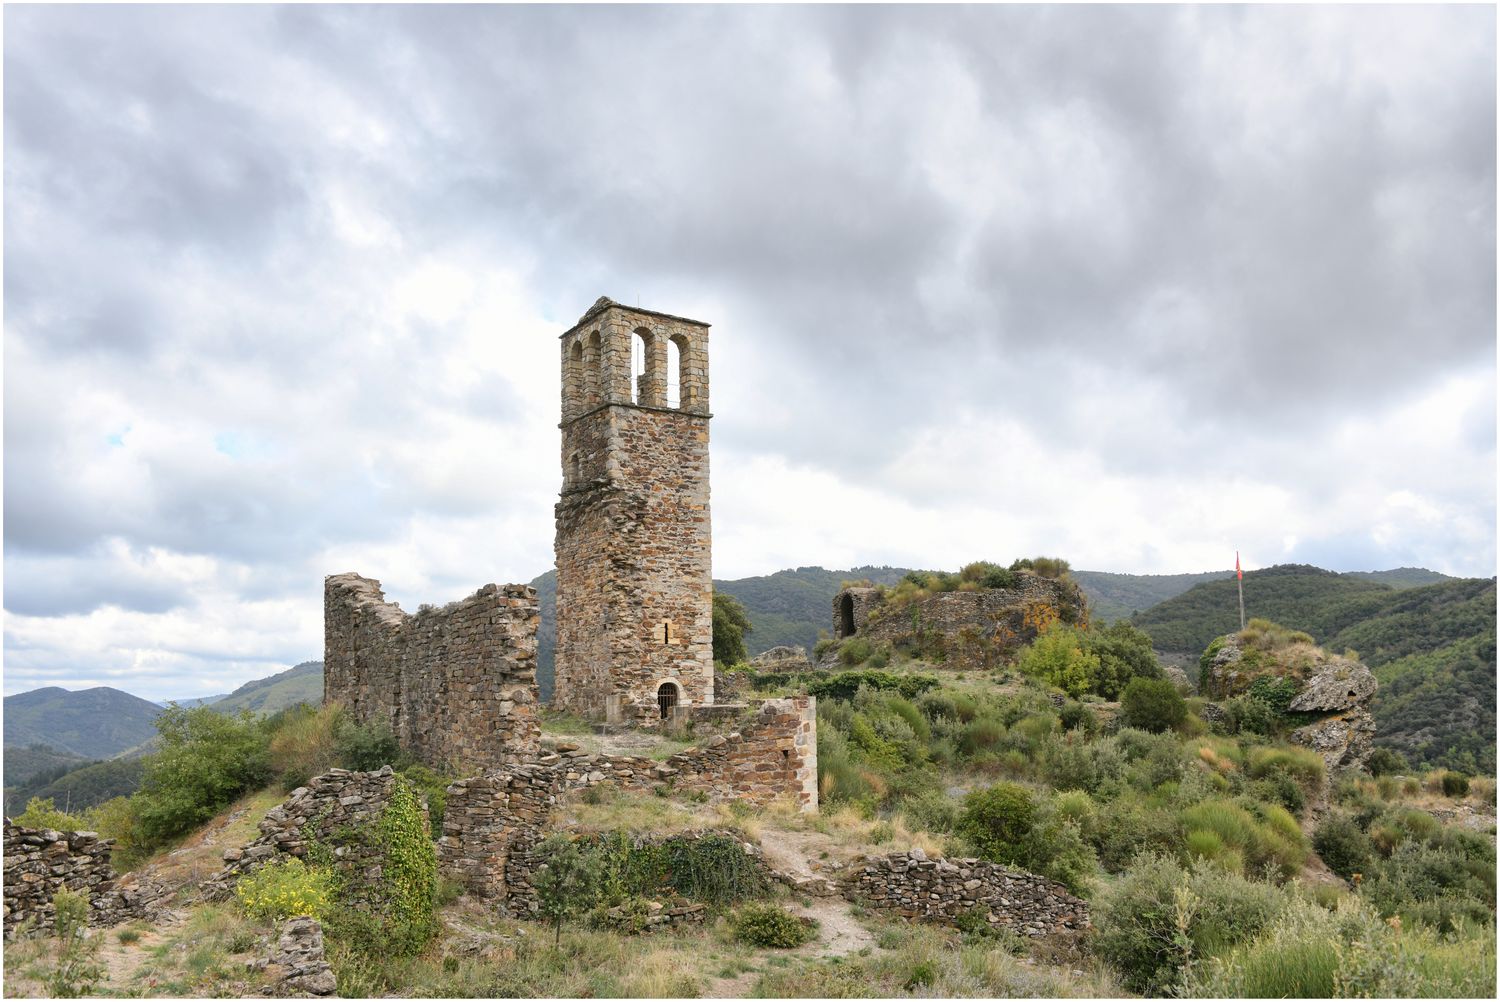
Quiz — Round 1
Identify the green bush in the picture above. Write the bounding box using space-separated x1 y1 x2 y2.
1313 814 1374 881
956 783 1035 862
1440 771 1471 798
371 776 438 953
532 833 605 945
1057 700 1097 734
1178 799 1307 879
1361 838 1495 932
733 903 817 948
135 705 272 843
86 796 147 870
1247 745 1326 789
1015 625 1100 698
334 717 406 772
1094 854 1288 994
1365 746 1408 777
807 670 938 702
235 856 337 922
1119 677 1188 733
712 592 752 666
839 637 874 666
12 796 88 831
1085 620 1165 700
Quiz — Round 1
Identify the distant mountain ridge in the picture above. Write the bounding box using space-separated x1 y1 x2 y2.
2 686 163 760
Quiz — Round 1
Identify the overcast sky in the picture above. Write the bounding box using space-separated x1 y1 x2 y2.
4 4 1495 701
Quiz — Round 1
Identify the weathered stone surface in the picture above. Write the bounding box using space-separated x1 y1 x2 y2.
2 823 143 937
1289 662 1378 713
1163 664 1194 694
554 300 715 723
1293 710 1377 773
263 916 336 997
324 575 541 773
848 850 1089 936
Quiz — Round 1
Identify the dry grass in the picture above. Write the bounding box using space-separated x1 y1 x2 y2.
143 787 285 896
116 902 272 997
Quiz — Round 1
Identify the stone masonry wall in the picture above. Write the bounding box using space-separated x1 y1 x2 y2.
849 849 1090 937
438 698 817 909
324 574 540 772
201 766 415 902
832 575 1088 669
3 823 142 937
554 299 714 723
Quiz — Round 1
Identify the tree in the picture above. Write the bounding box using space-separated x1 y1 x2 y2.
1119 677 1188 733
532 833 604 946
135 705 272 842
712 591 752 665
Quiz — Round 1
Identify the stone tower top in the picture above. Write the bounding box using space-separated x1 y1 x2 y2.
558 297 711 422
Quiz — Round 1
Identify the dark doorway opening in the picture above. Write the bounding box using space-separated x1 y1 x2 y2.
840 594 856 637
657 682 679 719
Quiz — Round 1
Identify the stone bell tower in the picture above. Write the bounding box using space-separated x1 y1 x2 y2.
552 297 714 723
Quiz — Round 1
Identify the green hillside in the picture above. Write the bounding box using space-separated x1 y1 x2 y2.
1133 569 1496 772
1347 567 1455 589
1 743 88 787
4 755 147 816
1072 569 1232 622
208 660 323 715
2 686 164 759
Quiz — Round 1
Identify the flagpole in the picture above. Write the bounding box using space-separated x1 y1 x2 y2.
1236 551 1246 631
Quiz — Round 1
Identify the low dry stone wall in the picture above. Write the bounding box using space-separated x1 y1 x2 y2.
848 849 1090 937
324 574 541 773
202 767 412 901
2 823 142 936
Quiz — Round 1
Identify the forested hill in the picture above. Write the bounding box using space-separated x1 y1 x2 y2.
2 686 163 760
1132 567 1496 772
1071 569 1232 622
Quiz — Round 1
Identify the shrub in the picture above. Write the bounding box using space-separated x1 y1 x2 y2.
838 637 874 666
899 788 960 834
334 717 406 772
1094 854 1288 995
1361 839 1495 931
956 783 1036 863
733 903 817 948
268 703 344 790
1057 700 1096 734
1313 814 1374 881
1015 625 1100 698
1247 745 1325 789
370 775 438 953
711 592 752 665
1084 620 1165 699
87 796 147 870
532 833 605 945
1440 771 1471 798
1365 746 1408 777
235 856 337 922
12 796 88 831
1178 799 1307 879
1119 677 1187 733
135 705 272 843
807 670 938 702
42 888 104 998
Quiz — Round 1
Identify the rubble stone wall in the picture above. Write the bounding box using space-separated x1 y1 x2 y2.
848 849 1090 937
324 574 541 772
202 766 413 902
438 698 817 909
2 823 141 936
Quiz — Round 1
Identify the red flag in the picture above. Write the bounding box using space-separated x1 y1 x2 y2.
1236 552 1242 580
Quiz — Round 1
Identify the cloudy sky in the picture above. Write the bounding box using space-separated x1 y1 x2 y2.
4 4 1495 701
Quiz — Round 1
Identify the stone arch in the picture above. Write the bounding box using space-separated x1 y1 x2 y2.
667 334 689 409
583 330 603 406
656 680 680 719
631 327 658 405
839 593 857 638
565 339 584 416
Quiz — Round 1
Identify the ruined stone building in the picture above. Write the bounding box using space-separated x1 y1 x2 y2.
552 297 715 723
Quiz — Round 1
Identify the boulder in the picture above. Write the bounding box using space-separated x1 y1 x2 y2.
1289 661 1377 713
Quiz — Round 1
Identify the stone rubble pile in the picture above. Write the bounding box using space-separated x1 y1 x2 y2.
848 849 1090 937
2 822 144 937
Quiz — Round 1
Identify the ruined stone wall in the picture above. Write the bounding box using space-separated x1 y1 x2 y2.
831 576 1088 669
324 574 540 772
202 766 416 902
438 698 817 909
554 299 714 722
848 849 1090 937
3 824 142 936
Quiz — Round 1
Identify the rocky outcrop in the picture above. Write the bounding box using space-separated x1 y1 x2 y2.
1201 633 1378 774
2 823 145 937
1163 664 1194 694
847 849 1090 937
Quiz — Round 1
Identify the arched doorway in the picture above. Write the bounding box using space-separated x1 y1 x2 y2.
840 594 856 638
657 681 680 719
